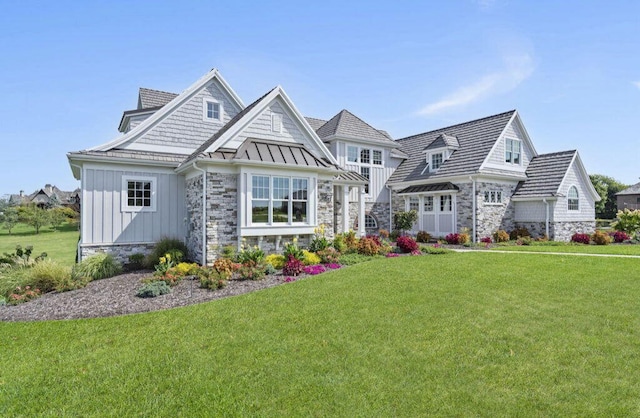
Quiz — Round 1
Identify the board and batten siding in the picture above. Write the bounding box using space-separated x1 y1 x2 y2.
335 141 400 203
485 121 534 169
82 167 186 245
129 79 241 151
554 161 595 221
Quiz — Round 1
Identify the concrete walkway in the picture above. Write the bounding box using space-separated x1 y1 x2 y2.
452 248 640 259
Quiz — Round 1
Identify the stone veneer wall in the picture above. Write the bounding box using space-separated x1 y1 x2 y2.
515 220 596 241
317 180 335 240
185 175 204 264
204 172 238 263
80 243 155 265
474 182 518 240
243 235 312 254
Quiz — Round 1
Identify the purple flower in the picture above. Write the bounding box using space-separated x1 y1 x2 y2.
325 263 341 269
303 264 326 275
284 276 296 283
385 252 400 258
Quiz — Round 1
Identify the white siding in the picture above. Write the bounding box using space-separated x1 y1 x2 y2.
515 201 552 222
486 120 534 169
554 160 595 221
128 79 241 151
82 167 186 245
227 100 314 150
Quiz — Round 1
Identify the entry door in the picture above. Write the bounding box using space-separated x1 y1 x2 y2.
420 194 454 237
437 194 454 236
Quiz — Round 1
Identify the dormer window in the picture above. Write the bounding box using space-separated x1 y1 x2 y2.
203 99 222 122
505 138 521 164
431 153 444 171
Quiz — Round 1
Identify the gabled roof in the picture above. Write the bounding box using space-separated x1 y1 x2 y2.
424 133 459 151
137 88 179 109
304 117 328 131
178 86 338 170
388 110 516 183
90 69 245 152
616 181 640 196
512 150 576 197
316 110 397 146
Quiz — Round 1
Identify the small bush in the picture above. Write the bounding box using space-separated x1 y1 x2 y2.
421 245 453 255
212 258 240 280
612 209 640 235
357 237 381 256
338 253 378 266
171 262 200 277
396 236 419 253
144 238 189 268
344 231 359 253
591 230 611 245
264 254 285 270
416 231 431 243
199 269 228 290
509 227 531 240
480 236 492 244
493 230 509 243
126 253 145 271
73 253 122 281
610 231 630 243
283 255 304 276
264 263 276 275
317 247 341 264
332 235 347 253
516 237 532 246
570 233 591 245
302 250 321 266
238 261 266 281
7 286 42 305
444 233 460 245
0 295 6 306
389 230 401 241
378 229 389 239
283 240 304 261
220 245 236 260
136 281 171 298
28 260 73 293
237 246 265 264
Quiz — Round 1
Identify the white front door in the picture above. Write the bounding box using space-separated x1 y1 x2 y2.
419 194 455 237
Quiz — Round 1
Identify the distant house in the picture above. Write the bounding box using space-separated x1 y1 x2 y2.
616 182 640 211
9 185 80 210
67 69 599 264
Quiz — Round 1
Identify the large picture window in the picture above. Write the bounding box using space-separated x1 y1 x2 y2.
121 176 156 212
251 175 309 224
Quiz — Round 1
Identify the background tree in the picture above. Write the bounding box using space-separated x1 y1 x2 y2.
49 207 67 231
1 206 19 235
589 174 628 219
19 205 49 234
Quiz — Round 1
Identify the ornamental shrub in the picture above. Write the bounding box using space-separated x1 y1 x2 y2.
302 250 321 266
136 281 171 298
421 245 453 255
283 255 304 276
458 233 470 245
416 231 431 243
126 253 145 271
493 230 509 243
264 254 285 269
237 260 266 281
198 268 228 290
338 253 376 265
28 260 73 293
316 247 340 264
357 237 381 256
144 237 189 268
379 229 389 239
396 235 419 253
480 236 492 244
509 227 531 240
283 240 304 261
73 253 122 281
394 210 418 234
591 230 611 245
344 230 359 253
612 209 640 235
172 262 200 277
332 234 347 253
212 258 240 280
444 233 460 245
570 233 591 245
7 286 42 305
609 230 630 243
237 246 265 264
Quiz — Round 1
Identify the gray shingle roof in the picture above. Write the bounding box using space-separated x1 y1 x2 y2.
138 88 179 109
388 110 516 183
512 150 576 197
70 149 186 164
305 117 328 131
424 133 459 151
316 110 396 145
616 181 640 196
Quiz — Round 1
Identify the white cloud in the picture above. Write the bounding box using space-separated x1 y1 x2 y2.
417 54 534 116
633 81 640 89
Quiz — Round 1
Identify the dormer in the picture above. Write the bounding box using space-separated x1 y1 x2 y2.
422 133 459 173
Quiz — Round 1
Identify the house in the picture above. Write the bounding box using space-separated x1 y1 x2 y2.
9 185 80 210
616 182 640 211
68 69 598 264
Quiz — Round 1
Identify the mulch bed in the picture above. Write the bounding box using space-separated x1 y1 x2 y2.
0 271 297 323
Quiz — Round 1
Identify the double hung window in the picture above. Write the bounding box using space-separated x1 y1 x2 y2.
505 139 521 164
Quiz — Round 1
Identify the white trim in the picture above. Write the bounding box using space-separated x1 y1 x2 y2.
479 111 538 172
121 175 157 212
83 162 176 174
68 153 180 170
557 152 601 202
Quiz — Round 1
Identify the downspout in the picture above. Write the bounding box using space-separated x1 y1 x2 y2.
192 162 207 266
386 184 393 231
469 176 477 243
543 198 550 238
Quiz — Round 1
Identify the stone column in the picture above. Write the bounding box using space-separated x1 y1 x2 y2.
358 186 365 237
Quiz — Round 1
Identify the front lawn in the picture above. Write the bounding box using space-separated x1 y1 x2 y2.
0 222 79 266
491 242 640 256
2 252 640 416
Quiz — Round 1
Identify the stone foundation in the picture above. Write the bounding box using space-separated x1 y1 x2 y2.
552 220 596 242
80 243 155 264
242 235 312 254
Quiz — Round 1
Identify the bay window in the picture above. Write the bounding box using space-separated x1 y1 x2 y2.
251 175 309 224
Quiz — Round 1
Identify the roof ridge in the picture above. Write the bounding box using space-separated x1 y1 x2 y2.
397 110 516 142
139 87 178 96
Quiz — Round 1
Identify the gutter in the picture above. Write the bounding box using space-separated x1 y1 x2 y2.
543 198 550 238
192 162 207 265
386 184 393 231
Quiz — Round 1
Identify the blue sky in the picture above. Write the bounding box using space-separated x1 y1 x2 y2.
0 0 638 197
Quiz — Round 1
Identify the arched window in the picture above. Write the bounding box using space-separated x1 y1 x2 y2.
568 186 579 211
365 214 378 229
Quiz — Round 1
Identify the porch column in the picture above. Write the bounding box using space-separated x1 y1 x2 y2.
358 186 366 237
341 185 350 233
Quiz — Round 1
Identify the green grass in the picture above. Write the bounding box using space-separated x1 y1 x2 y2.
0 222 79 266
2 252 640 416
492 242 640 256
